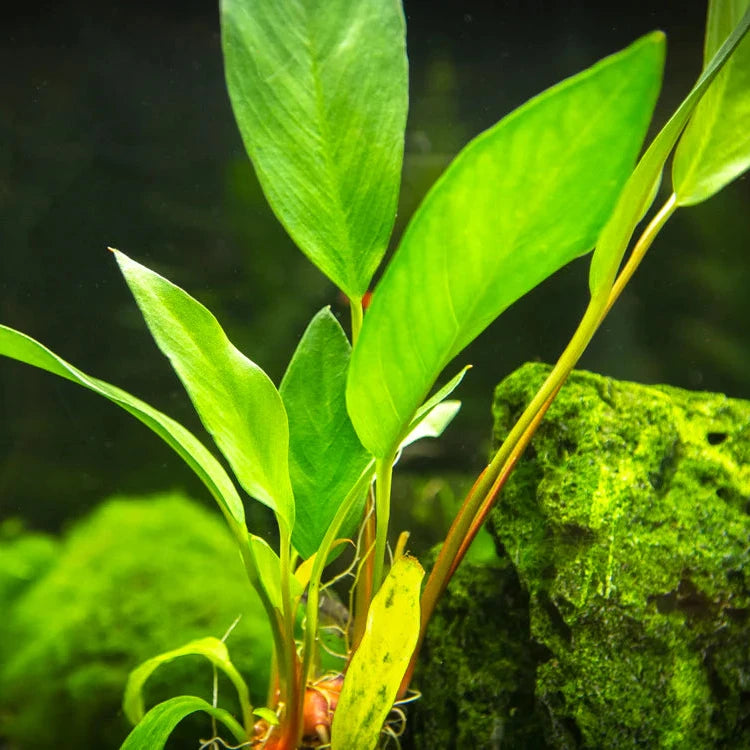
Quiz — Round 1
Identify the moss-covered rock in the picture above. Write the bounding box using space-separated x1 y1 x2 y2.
411 363 750 748
407 553 546 749
0 492 272 749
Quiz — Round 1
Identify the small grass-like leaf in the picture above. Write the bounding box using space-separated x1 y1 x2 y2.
120 695 246 750
123 637 252 733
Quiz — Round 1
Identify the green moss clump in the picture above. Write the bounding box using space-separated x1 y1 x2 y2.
0 519 59 604
490 363 750 748
0 492 272 749
407 553 546 749
411 364 750 748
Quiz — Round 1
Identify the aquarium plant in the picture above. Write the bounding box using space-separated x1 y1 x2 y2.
1 0 749 747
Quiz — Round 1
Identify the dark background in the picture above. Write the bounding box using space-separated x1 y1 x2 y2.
2 0 748 531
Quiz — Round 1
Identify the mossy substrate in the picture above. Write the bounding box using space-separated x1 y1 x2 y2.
0 492 272 749
409 363 750 749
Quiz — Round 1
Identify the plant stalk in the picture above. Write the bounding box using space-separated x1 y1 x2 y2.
403 193 679 696
372 455 395 593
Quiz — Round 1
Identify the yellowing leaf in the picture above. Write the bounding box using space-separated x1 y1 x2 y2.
330 556 424 750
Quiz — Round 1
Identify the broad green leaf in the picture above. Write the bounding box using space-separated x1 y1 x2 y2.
590 8 750 294
113 250 294 529
673 0 750 204
280 308 372 558
248 533 303 613
330 556 424 750
123 637 252 733
347 34 665 458
221 0 408 298
0 325 245 527
400 400 461 450
120 695 246 750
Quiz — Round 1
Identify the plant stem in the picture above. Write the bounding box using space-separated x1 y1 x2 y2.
236 534 287 704
372 455 395 593
350 296 364 345
298 464 375 724
403 193 679 695
277 522 302 747
351 487 376 651
603 192 677 317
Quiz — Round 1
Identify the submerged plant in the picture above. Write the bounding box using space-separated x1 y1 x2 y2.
2 0 749 747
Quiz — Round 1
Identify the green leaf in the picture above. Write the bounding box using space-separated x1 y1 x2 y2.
248 533 303 613
113 250 294 530
120 695 246 750
0 325 245 528
221 0 408 298
347 33 665 458
404 366 469 438
673 0 750 204
400 400 461 450
330 556 424 750
123 637 252 733
253 706 279 726
590 8 750 295
280 308 372 558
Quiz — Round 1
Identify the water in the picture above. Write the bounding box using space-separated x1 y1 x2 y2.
2 0 748 530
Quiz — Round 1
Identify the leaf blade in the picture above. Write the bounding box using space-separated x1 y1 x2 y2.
590 8 750 295
0 325 245 527
114 250 294 529
330 556 424 750
123 637 252 732
220 0 408 297
348 34 665 458
120 695 246 750
280 308 372 558
672 0 750 204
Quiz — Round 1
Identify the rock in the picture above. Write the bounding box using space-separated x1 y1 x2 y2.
410 363 750 748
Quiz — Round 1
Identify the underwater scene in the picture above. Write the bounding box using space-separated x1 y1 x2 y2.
2 1 749 747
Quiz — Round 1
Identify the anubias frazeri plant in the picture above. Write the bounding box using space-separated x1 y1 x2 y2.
1 0 749 747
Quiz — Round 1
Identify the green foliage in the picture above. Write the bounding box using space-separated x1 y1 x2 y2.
0 520 59 604
1 0 750 746
590 1 750 295
0 325 246 528
673 0 750 204
347 33 665 459
221 0 408 298
123 637 253 732
115 249 293 529
280 307 371 558
0 493 271 750
120 695 246 750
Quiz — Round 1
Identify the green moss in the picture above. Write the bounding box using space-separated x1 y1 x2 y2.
490 363 750 748
408 553 546 749
0 492 272 749
0 519 59 604
411 364 750 748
